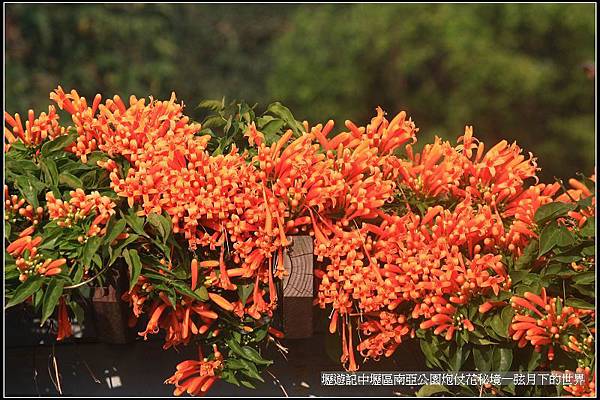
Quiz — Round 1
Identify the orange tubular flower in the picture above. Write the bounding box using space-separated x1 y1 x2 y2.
56 297 72 341
208 293 234 312
165 345 223 396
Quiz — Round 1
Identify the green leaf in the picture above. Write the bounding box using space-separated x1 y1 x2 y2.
226 338 246 357
473 346 493 371
121 209 147 237
237 283 254 305
82 236 103 267
70 300 85 324
551 254 582 263
32 288 44 310
500 305 514 332
240 346 272 365
565 298 594 309
582 244 595 256
147 213 167 241
41 132 77 156
159 214 172 242
261 119 286 137
172 282 205 301
265 102 304 136
419 339 444 369
515 240 538 270
510 270 533 284
6 159 39 175
123 249 142 290
489 314 509 339
103 218 127 246
468 334 498 345
5 277 43 308
239 380 256 389
86 151 110 165
577 195 593 209
40 158 59 187
221 370 240 386
580 218 594 237
41 280 64 325
415 385 452 397
492 346 513 372
239 366 265 383
538 223 573 256
194 286 209 301
449 345 468 371
58 172 83 189
573 271 595 285
526 348 542 371
198 99 224 111
108 234 139 265
572 284 595 297
72 263 85 284
202 115 227 129
5 264 20 281
534 202 576 225
14 175 45 208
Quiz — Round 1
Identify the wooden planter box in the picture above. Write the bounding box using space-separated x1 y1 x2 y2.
91 263 136 344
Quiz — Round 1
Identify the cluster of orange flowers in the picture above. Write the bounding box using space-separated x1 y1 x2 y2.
4 185 44 226
4 106 64 150
164 345 223 396
7 232 66 282
510 288 595 361
564 367 596 397
46 189 116 237
557 176 597 229
311 121 563 367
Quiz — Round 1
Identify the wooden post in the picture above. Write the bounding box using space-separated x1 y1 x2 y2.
281 236 314 338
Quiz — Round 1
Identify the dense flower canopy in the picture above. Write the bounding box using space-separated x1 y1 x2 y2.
4 88 595 397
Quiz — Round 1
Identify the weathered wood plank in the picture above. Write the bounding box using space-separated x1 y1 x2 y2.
282 236 314 338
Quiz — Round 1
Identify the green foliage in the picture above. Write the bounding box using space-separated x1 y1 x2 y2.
5 4 296 119
268 3 595 181
197 98 304 155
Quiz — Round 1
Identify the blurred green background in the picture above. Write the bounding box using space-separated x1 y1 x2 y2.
5 3 595 181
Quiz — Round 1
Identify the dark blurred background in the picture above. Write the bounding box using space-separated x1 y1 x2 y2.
5 3 596 181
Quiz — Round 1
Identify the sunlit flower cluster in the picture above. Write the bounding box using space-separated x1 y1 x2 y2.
510 288 594 361
164 345 223 396
564 367 596 397
4 185 44 227
46 189 116 237
4 106 65 150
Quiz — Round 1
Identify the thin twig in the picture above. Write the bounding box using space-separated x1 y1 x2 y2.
268 336 289 360
53 355 63 395
64 265 110 289
266 370 289 397
48 344 63 395
75 342 101 384
33 345 41 396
